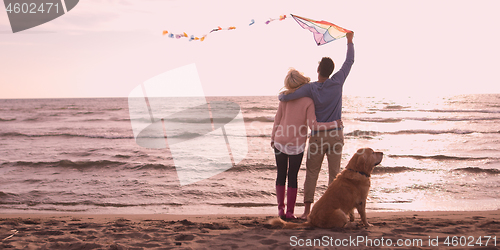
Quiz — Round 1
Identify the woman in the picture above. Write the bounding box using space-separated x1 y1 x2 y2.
271 69 342 219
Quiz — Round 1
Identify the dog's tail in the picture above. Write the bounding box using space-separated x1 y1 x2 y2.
268 217 311 229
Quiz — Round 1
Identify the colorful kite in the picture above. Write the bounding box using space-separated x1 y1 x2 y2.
290 14 351 46
162 14 350 46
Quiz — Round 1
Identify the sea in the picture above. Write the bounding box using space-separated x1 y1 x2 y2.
1 94 499 214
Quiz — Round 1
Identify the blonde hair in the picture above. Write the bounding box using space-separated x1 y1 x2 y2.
281 68 310 95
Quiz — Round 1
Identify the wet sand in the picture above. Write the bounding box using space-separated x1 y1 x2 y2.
1 210 500 249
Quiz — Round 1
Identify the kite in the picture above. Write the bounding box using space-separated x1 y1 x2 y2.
162 14 350 46
290 14 351 46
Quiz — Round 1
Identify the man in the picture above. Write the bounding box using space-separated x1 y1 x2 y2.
278 31 354 219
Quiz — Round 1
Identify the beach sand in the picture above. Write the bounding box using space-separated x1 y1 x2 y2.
1 211 499 249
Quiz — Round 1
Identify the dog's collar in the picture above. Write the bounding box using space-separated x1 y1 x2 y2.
348 168 370 178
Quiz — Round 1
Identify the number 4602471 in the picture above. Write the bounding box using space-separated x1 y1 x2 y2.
5 2 59 14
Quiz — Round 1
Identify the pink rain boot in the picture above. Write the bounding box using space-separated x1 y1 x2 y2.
285 187 298 220
276 185 286 218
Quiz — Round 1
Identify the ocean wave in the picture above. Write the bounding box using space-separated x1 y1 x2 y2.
357 118 403 123
0 199 182 208
345 130 381 137
114 154 132 159
128 163 175 171
390 129 476 135
131 117 245 124
23 117 41 122
59 106 80 110
244 116 274 123
4 160 126 168
369 107 500 114
3 128 490 141
24 179 44 184
167 132 204 139
128 117 153 123
372 166 419 174
244 106 277 112
164 131 248 140
453 167 500 175
408 117 500 122
75 111 97 115
109 117 131 122
387 154 490 161
0 132 134 140
82 118 105 122
422 109 500 114
369 105 410 111
214 202 275 207
226 164 276 172
165 118 215 124
246 134 271 138
384 105 408 109
356 116 500 122
0 117 16 122
0 191 17 198
111 117 131 122
345 129 495 138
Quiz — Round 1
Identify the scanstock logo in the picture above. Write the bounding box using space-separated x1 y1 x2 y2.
128 64 248 186
4 0 79 33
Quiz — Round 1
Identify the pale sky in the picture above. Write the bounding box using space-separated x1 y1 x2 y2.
1 0 499 99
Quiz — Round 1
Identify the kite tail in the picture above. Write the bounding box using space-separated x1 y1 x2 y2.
162 14 349 45
164 14 288 42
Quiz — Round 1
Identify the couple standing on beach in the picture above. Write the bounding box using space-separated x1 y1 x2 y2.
271 31 354 220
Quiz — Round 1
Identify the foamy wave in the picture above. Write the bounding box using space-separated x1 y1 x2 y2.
372 166 418 174
357 116 500 122
111 117 131 122
23 117 41 122
383 105 409 110
0 199 182 208
75 111 97 115
367 105 409 112
244 116 274 123
357 118 403 123
0 117 16 122
245 106 277 112
408 117 500 122
227 164 276 172
368 107 500 114
246 134 271 138
345 130 381 137
166 118 215 124
422 109 500 114
168 132 204 139
453 167 500 175
5 160 126 168
391 129 476 135
215 202 275 207
114 154 132 159
0 191 16 198
0 132 134 140
128 163 175 171
388 154 489 161
345 129 495 138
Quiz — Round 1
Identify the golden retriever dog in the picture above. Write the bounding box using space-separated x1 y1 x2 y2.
270 148 383 229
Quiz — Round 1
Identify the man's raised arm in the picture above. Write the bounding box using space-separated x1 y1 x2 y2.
278 83 312 102
332 32 355 82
